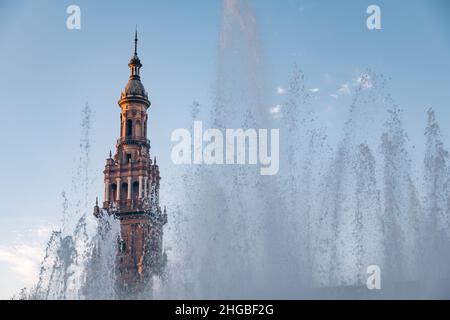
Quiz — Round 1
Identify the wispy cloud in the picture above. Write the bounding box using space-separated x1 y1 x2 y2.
338 83 351 95
36 225 53 239
309 88 320 93
0 225 54 286
0 244 43 284
276 86 286 95
330 82 351 98
270 104 282 118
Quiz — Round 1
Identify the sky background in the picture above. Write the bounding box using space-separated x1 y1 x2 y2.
0 0 450 298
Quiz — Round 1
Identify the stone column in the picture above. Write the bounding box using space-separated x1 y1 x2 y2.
105 179 110 202
144 176 148 199
138 176 143 199
127 177 132 200
116 178 121 200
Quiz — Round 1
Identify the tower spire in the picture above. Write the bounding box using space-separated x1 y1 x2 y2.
121 28 150 107
134 26 138 56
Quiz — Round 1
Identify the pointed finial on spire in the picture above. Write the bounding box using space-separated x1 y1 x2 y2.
154 156 157 165
134 25 138 56
109 150 112 158
96 197 99 206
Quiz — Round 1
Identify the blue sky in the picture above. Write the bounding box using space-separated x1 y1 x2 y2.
0 0 449 298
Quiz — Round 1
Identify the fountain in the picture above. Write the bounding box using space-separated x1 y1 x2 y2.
15 0 450 300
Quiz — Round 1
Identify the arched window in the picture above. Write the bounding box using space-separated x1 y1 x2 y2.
136 120 141 138
111 184 117 202
121 183 128 201
132 181 139 199
126 119 133 137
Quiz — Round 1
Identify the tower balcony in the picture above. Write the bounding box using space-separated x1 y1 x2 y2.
117 136 150 147
103 199 167 225
106 199 147 213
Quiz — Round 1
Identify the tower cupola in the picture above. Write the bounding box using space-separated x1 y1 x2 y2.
120 29 150 108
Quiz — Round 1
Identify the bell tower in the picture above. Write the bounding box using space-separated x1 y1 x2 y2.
94 30 167 298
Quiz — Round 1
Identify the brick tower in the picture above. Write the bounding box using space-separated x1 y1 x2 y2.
93 31 167 298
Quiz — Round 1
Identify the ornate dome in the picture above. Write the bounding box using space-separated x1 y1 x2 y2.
122 77 148 99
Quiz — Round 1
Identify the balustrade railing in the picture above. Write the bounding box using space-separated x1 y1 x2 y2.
117 136 150 146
